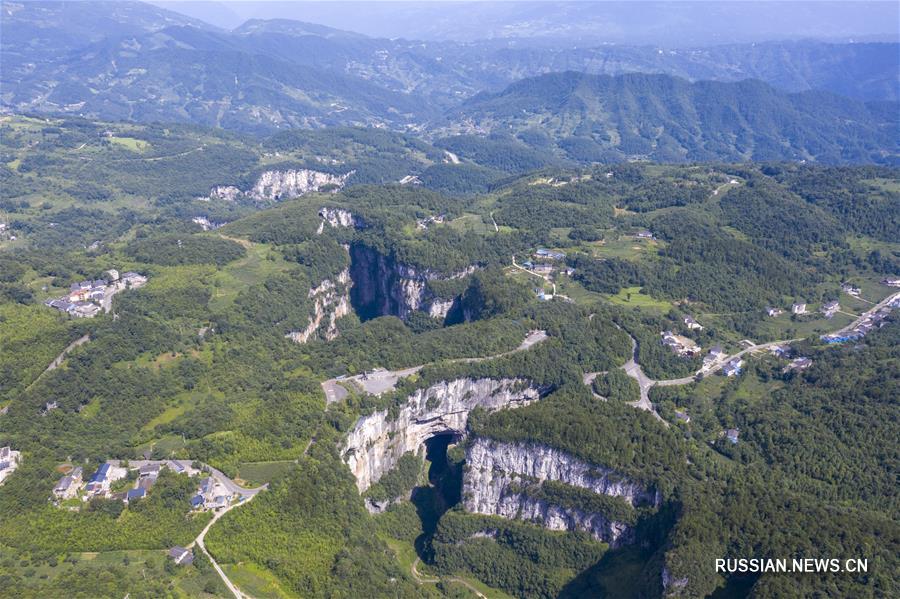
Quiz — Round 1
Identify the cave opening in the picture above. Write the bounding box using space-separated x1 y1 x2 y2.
348 242 395 321
411 433 464 561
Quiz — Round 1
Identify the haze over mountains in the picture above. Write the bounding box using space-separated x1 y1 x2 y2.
2 0 898 163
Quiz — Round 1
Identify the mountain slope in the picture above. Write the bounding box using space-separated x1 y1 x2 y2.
441 72 899 164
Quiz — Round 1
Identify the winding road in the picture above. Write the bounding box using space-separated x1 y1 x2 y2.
593 290 900 422
322 329 548 404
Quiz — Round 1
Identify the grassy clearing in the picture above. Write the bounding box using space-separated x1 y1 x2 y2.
589 235 662 262
605 286 672 311
447 213 492 234
108 136 150 152
754 312 854 341
223 562 298 599
236 461 297 486
208 242 295 312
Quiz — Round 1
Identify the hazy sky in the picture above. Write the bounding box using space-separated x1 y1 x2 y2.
151 1 900 46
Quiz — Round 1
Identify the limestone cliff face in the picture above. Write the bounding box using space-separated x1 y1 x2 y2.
662 566 689 596
208 185 241 202
349 243 473 321
206 171 352 203
463 438 658 546
286 268 352 344
250 169 353 201
317 207 362 234
343 378 544 492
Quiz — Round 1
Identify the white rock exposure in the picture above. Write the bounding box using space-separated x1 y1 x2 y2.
463 438 659 546
250 169 353 201
286 269 352 344
343 378 544 492
318 207 360 232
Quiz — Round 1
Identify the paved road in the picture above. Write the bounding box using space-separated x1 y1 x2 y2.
411 557 487 598
321 329 548 404
833 291 900 335
45 334 90 373
123 459 266 499
191 493 260 599
595 292 900 423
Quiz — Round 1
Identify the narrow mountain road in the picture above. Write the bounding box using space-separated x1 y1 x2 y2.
411 557 487 598
190 498 254 599
44 334 90 373
322 329 548 403
595 291 899 422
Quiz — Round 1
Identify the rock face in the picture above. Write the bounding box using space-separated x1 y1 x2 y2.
662 566 690 596
250 169 353 201
286 268 352 344
206 170 352 203
317 207 361 233
208 185 241 202
349 243 473 322
463 438 659 546
343 378 545 492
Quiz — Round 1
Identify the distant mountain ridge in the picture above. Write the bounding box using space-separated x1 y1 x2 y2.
439 72 898 164
1 1 899 147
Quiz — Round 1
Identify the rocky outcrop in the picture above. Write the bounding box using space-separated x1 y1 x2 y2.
205 170 353 203
463 438 658 546
191 216 226 231
343 378 545 492
286 269 352 344
349 243 473 321
317 207 361 234
662 566 689 596
208 185 241 202
250 169 353 201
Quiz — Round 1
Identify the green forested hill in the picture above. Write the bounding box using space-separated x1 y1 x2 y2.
1 145 898 598
442 72 899 164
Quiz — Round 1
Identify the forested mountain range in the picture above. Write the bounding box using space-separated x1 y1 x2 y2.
2 2 900 598
2 117 899 595
441 72 899 164
3 1 899 138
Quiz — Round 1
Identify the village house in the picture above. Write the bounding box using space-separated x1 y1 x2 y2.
532 263 554 275
881 277 900 288
683 315 703 330
821 300 840 317
661 331 701 357
703 345 726 367
841 282 861 297
769 344 791 358
722 358 744 377
785 357 813 372
791 302 807 315
125 488 146 503
635 230 654 240
534 248 566 261
766 306 784 317
83 462 127 499
725 428 740 444
52 467 83 500
121 272 148 288
675 410 691 424
168 546 194 566
0 446 22 484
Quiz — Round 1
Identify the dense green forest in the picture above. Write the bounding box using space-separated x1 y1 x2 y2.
1 134 898 599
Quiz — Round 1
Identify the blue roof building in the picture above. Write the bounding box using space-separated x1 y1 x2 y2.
126 488 146 502
89 463 110 483
190 495 204 508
